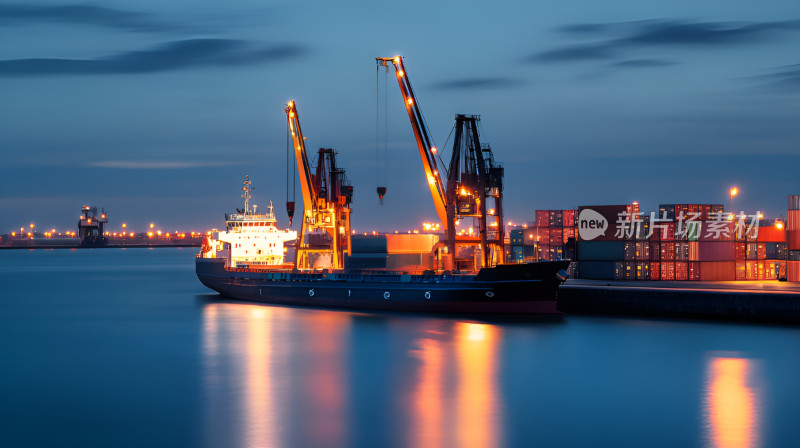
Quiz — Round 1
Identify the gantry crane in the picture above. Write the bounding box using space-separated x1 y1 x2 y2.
285 100 353 270
376 56 505 269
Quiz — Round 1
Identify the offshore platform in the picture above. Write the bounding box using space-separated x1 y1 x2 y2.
77 205 108 246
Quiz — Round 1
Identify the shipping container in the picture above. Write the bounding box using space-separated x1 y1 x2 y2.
789 250 800 261
660 242 675 261
790 229 800 251
386 234 438 254
649 242 660 261
675 262 688 281
549 210 563 227
536 210 549 227
735 261 746 280
624 261 635 280
788 261 800 282
689 241 699 261
650 262 661 280
699 241 735 261
674 242 689 261
789 195 800 211
563 210 576 227
510 229 524 245
689 262 701 281
549 227 563 245
765 261 783 280
636 262 650 280
699 221 734 242
788 210 799 231
577 241 626 261
756 225 786 243
351 235 388 253
576 261 624 280
661 262 675 281
735 242 746 261
699 261 735 281
764 242 787 260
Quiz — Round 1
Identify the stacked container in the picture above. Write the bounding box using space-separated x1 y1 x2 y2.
789 195 800 282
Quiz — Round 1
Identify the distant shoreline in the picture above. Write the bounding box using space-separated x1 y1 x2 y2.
0 242 201 250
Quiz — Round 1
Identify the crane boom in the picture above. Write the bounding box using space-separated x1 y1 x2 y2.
376 56 448 228
285 101 317 215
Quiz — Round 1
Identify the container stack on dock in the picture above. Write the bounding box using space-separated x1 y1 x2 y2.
789 195 800 282
558 202 794 281
508 209 578 274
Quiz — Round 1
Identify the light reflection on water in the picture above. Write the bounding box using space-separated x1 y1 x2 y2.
703 354 761 448
202 303 505 448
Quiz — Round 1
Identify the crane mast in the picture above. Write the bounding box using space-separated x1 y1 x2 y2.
285 101 353 270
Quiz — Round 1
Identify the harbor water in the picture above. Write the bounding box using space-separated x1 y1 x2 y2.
2 249 800 448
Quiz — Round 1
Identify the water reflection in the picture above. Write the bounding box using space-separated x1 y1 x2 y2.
410 322 502 448
455 323 502 448
703 354 761 448
202 303 350 448
202 303 506 448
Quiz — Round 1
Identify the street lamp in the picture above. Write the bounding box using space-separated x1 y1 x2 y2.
729 187 738 217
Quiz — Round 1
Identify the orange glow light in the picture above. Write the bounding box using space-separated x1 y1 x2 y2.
705 356 759 448
122 223 127 228
730 187 738 197
776 222 784 230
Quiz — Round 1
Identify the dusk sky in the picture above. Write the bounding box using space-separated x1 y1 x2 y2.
1 0 799 234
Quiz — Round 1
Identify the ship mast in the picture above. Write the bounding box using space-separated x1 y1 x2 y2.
241 175 252 216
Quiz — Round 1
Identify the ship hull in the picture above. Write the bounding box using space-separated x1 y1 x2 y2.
196 258 570 315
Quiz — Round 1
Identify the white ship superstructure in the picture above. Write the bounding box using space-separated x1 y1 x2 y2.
200 176 297 268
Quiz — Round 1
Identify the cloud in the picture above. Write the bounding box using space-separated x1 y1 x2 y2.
433 77 525 90
90 160 244 169
0 39 308 76
0 4 182 32
748 63 800 91
532 44 616 62
611 59 676 68
533 19 800 63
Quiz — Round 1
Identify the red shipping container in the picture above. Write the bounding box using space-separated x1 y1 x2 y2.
536 210 549 227
661 242 675 261
788 260 800 282
734 242 746 261
689 262 701 281
790 230 800 251
650 262 661 280
699 241 734 261
689 241 699 261
563 210 575 227
735 261 746 280
788 210 800 231
699 221 734 242
549 228 563 245
661 262 675 281
699 261 735 281
675 262 688 280
757 225 786 242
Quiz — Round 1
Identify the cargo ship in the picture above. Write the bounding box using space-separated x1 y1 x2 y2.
196 176 570 315
198 57 571 314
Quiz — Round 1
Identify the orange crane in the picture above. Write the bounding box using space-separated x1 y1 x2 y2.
285 100 353 270
376 56 504 269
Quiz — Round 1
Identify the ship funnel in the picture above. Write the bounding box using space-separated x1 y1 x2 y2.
286 201 295 226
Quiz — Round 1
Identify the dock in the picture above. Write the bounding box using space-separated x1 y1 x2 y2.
558 279 800 323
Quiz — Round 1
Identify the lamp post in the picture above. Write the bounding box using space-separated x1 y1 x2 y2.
729 187 738 219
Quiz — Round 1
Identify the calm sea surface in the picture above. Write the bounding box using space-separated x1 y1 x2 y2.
2 248 800 448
